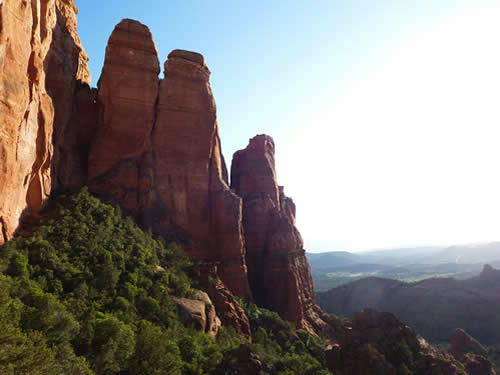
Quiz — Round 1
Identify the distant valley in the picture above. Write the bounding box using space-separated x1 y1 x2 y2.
315 264 500 345
307 242 500 291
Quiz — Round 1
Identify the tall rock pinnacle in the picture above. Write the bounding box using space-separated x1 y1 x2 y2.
152 49 251 298
88 19 160 219
86 22 251 299
232 135 329 333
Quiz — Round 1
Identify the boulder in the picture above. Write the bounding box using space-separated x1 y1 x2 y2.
174 297 207 331
173 291 221 339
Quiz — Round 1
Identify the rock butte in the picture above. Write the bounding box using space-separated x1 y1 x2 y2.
231 135 330 332
0 4 327 335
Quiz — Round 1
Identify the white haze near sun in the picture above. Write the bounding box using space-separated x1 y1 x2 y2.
278 6 500 252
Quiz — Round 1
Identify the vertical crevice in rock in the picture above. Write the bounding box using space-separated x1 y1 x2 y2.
0 217 8 244
45 0 91 189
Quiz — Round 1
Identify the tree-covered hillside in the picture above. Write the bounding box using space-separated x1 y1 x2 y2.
0 188 331 374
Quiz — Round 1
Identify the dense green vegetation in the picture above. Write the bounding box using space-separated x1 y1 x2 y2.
237 301 331 375
0 188 332 374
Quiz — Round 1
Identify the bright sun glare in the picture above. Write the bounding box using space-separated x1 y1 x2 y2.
286 6 500 251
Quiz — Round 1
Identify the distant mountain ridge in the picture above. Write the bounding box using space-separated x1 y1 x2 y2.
308 241 500 266
307 244 500 291
316 264 500 345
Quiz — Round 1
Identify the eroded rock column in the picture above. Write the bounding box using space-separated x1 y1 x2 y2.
152 50 251 298
232 135 329 333
88 19 159 220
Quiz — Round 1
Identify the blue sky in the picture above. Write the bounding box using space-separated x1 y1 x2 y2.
75 1 500 252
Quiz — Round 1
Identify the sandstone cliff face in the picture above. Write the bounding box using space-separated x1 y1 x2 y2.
152 49 250 298
0 0 88 245
0 5 322 336
88 19 159 219
231 135 328 332
45 0 92 189
86 21 251 299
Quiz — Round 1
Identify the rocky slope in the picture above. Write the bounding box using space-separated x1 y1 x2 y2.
326 309 496 375
317 264 500 344
85 20 253 299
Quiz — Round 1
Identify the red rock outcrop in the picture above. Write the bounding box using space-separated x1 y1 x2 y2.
0 0 88 244
206 278 252 340
45 0 92 189
326 309 493 375
451 328 488 358
231 135 328 333
88 19 159 219
85 24 251 299
152 49 251 298
173 290 221 339
197 262 252 339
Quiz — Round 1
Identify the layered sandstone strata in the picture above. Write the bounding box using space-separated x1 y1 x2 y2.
87 19 159 219
231 135 329 332
86 22 251 298
0 0 89 244
152 50 251 298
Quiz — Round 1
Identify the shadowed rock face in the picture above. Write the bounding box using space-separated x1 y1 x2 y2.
46 0 92 189
85 21 251 299
0 0 89 245
231 135 329 332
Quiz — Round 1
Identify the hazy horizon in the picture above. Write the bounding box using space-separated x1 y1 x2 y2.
75 0 500 252
305 239 500 253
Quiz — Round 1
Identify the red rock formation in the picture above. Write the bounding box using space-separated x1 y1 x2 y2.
173 290 221 339
231 135 328 333
88 19 159 220
326 309 492 375
0 0 88 244
84 26 251 298
451 328 488 358
197 262 252 339
45 0 91 188
206 278 252 340
151 50 251 298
